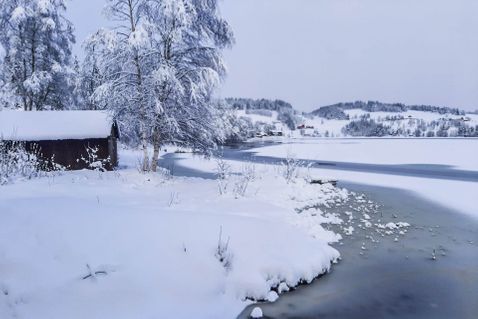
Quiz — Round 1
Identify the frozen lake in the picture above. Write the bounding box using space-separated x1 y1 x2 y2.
223 138 478 220
161 138 478 318
227 138 478 318
248 138 478 171
237 182 478 319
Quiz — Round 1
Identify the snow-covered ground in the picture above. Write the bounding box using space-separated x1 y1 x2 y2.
1 138 474 318
0 148 351 319
247 138 478 220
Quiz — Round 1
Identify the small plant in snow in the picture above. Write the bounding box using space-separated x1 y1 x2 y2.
80 145 110 172
168 191 180 207
136 156 151 174
81 264 108 281
281 151 302 183
0 140 54 185
233 163 256 198
215 226 233 271
304 162 315 183
158 167 173 181
215 156 231 195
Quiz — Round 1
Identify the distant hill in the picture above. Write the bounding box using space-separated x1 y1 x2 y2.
311 101 465 119
225 98 478 139
305 101 477 138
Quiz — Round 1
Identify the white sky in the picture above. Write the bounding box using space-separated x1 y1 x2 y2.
67 0 478 112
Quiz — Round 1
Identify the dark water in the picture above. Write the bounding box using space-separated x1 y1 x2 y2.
222 141 478 319
237 183 478 319
158 142 478 319
221 141 478 183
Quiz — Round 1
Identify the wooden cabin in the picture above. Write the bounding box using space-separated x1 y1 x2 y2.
0 111 119 171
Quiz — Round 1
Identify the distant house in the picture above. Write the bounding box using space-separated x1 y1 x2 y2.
0 111 119 171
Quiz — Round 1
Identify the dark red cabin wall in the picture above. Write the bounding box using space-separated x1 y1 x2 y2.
24 138 117 171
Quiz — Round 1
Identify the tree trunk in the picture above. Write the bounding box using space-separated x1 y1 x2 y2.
127 0 149 172
150 139 161 172
141 128 149 172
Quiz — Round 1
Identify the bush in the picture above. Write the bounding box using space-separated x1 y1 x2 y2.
281 152 302 183
0 140 44 185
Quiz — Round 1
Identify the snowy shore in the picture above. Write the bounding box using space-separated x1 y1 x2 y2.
1 137 475 319
1 148 352 319
239 182 478 319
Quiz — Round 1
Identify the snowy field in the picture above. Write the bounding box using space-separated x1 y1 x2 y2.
0 148 354 319
248 138 478 219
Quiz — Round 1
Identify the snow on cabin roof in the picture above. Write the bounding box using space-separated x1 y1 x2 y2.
0 111 116 141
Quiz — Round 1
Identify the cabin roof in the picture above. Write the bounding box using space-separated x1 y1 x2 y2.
0 111 117 141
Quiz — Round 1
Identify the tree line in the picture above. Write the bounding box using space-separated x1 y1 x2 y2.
312 101 466 118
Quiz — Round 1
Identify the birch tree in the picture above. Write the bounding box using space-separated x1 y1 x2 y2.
0 0 76 110
85 0 154 170
85 0 233 171
145 0 234 171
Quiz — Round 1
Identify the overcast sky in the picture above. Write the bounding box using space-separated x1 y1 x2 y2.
68 0 478 112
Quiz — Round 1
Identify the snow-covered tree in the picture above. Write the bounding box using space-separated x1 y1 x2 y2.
86 0 234 171
75 46 105 110
0 0 76 110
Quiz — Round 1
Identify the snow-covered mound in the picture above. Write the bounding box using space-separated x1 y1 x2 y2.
0 148 351 319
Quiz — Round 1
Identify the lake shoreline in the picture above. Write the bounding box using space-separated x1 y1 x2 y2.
238 182 478 319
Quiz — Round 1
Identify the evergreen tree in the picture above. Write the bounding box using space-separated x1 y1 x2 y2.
0 0 76 110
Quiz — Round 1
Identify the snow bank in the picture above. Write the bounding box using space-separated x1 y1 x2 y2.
0 111 114 141
0 149 346 319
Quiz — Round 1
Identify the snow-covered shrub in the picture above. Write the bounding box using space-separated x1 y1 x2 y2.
80 145 111 172
0 140 44 185
281 151 302 184
168 191 180 207
215 227 233 271
215 156 231 195
136 155 151 174
233 162 256 198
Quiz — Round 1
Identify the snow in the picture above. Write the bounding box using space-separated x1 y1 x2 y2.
266 291 279 302
2 137 473 318
235 110 279 125
252 138 478 171
10 6 26 23
0 148 347 319
247 139 478 220
0 111 114 141
250 307 263 318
